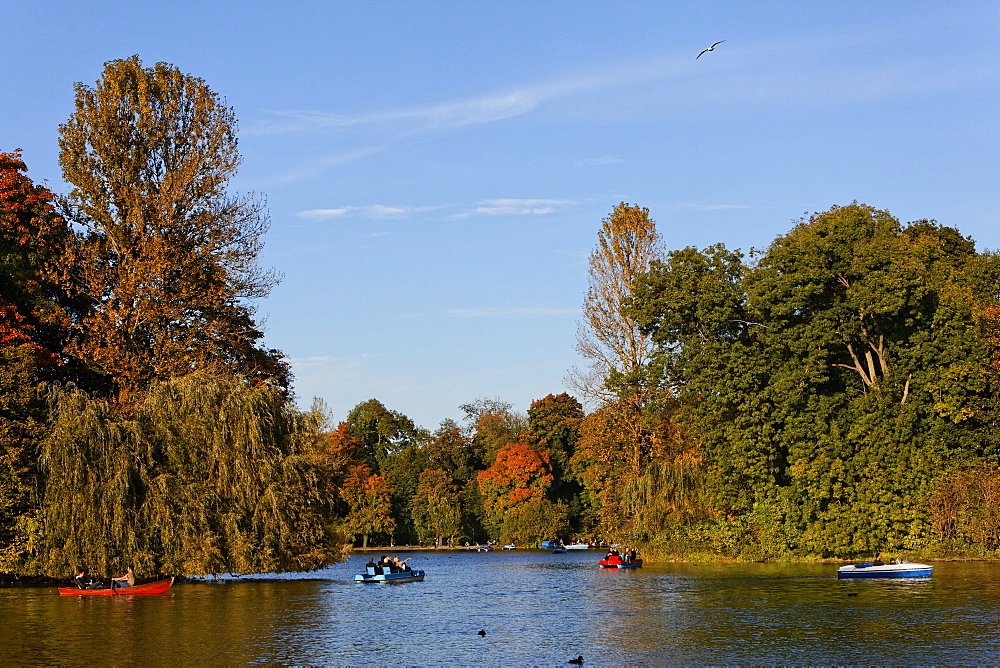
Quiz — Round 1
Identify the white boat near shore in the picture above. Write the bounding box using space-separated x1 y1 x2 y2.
837 562 933 579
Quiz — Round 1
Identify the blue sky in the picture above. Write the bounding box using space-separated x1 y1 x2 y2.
5 1 1000 430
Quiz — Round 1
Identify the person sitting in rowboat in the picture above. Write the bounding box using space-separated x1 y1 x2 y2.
111 565 135 590
74 570 103 590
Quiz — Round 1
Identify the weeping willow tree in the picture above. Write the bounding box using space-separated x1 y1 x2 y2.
31 372 347 577
619 457 712 550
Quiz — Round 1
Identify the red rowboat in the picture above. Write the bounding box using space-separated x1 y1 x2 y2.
58 577 174 596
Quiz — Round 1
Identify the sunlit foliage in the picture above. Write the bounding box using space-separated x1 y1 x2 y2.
32 372 347 576
58 56 286 397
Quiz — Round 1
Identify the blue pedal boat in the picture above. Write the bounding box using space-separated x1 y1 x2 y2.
355 566 426 584
837 562 933 579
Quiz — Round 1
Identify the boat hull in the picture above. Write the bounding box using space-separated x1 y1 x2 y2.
837 563 933 579
355 569 425 584
58 578 174 596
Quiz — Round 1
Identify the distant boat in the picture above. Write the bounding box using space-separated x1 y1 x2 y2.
355 567 426 584
58 578 174 596
837 561 933 579
502 544 516 550
552 546 567 554
564 543 591 550
476 545 494 552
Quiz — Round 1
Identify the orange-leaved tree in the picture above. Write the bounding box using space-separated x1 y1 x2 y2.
477 442 553 539
58 56 286 399
340 464 395 548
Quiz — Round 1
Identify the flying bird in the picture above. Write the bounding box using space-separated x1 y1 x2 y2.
697 40 725 59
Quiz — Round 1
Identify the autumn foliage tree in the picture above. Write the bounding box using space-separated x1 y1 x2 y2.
340 465 395 548
0 150 70 363
477 442 555 541
0 151 73 569
58 56 286 398
568 202 665 473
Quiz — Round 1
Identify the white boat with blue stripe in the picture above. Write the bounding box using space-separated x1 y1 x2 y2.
837 560 933 579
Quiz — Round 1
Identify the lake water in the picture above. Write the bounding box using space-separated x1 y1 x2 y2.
3 550 1000 665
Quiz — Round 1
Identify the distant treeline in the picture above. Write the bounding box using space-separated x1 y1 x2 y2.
334 202 1000 562
4 56 1000 578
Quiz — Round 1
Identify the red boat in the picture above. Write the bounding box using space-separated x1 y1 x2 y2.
598 555 643 569
58 577 174 596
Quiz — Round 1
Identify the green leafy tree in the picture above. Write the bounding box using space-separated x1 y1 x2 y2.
628 203 1000 557
525 393 584 529
410 468 461 548
344 398 425 471
58 56 286 398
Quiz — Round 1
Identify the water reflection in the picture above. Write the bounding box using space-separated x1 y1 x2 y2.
5 553 1000 664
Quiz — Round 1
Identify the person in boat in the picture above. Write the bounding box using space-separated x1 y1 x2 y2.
627 547 637 563
111 565 135 590
74 570 103 590
365 557 379 574
873 553 884 566
393 557 412 573
378 555 398 573
605 547 619 560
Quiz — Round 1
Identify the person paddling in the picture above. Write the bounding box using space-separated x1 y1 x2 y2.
111 565 135 590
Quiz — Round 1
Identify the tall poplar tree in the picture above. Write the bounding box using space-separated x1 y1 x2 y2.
58 56 286 397
568 202 665 473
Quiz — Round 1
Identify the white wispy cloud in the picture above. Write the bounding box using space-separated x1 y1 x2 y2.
246 55 690 139
444 307 578 319
258 146 388 187
474 198 575 215
296 204 440 220
249 88 549 137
